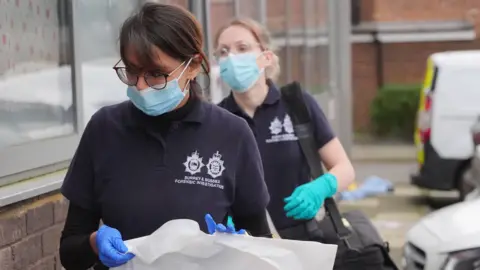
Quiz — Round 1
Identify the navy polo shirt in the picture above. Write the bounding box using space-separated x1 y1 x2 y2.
61 95 269 240
218 84 334 230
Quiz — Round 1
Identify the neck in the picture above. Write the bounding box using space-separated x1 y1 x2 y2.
233 82 269 117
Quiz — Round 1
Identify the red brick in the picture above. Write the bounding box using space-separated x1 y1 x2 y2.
0 247 13 270
12 234 42 270
210 1 235 41
26 202 54 235
352 42 378 130
54 253 62 270
27 256 55 270
53 199 68 224
367 0 480 33
359 0 376 21
42 225 62 257
0 213 26 248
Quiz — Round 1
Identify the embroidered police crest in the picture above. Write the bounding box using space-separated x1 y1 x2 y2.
206 151 226 178
183 151 204 175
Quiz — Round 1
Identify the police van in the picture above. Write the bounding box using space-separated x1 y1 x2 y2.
411 50 480 200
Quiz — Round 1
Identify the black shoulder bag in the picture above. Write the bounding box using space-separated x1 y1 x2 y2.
280 81 398 270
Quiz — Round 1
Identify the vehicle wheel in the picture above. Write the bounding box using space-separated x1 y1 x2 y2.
459 165 475 201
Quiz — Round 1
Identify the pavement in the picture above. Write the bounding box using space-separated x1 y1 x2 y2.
339 180 427 267
351 144 417 162
339 155 459 267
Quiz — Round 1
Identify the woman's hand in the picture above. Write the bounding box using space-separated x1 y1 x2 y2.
205 214 247 235
284 173 338 220
93 225 135 267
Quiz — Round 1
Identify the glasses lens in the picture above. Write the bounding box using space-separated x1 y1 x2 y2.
234 42 255 54
145 72 167 90
214 47 229 62
116 68 137 86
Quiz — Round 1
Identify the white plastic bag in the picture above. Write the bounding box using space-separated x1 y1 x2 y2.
113 219 337 270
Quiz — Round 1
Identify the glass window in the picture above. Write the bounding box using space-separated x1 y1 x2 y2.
286 0 307 88
267 0 287 37
0 0 199 184
208 0 235 102
75 0 189 125
74 0 138 125
267 0 287 86
304 0 316 93
0 0 74 149
235 0 261 20
210 0 235 41
0 0 84 183
140 0 188 8
168 0 188 7
313 0 329 95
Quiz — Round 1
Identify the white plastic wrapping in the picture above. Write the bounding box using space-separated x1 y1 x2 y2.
113 219 337 270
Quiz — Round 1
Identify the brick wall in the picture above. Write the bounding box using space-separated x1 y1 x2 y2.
352 43 378 131
0 192 68 270
382 40 480 83
368 0 480 24
352 39 480 131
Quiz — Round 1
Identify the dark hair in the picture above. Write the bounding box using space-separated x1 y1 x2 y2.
119 3 209 77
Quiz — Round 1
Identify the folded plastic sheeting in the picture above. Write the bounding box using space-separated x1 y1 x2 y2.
113 219 337 270
339 176 394 201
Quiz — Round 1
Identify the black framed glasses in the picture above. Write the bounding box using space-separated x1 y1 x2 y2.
112 59 184 90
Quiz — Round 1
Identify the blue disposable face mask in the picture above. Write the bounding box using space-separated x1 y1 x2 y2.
127 58 192 116
219 52 264 93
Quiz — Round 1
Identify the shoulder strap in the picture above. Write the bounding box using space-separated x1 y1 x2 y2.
280 82 352 241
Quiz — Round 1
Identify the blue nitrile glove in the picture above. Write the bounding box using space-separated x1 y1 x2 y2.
205 214 247 235
96 225 135 268
284 173 338 220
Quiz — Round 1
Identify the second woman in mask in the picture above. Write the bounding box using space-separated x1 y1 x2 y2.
216 18 355 240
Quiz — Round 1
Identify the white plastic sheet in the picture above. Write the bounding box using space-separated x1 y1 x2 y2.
113 219 337 270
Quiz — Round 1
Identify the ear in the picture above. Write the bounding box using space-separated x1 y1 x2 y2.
257 50 274 69
187 55 202 79
263 50 274 63
187 65 201 80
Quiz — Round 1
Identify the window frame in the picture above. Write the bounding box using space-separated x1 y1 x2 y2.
0 0 84 185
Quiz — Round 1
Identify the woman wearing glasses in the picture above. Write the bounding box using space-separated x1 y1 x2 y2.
216 19 355 240
59 4 271 270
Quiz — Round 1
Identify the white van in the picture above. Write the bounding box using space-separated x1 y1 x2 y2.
411 50 480 200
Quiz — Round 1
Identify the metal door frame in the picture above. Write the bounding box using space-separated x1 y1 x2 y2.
327 0 353 156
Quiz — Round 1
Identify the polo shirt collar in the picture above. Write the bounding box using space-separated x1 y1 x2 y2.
224 84 281 114
264 83 281 105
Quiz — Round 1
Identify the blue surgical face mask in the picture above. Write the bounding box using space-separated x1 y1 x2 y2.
127 59 192 116
219 52 264 93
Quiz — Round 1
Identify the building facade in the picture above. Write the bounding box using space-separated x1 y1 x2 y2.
352 0 480 130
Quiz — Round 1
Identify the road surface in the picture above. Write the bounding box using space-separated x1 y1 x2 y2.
339 161 458 266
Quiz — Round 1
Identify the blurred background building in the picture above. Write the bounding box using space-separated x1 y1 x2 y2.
351 0 480 132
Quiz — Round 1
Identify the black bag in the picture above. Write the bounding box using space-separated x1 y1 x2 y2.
280 81 398 270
